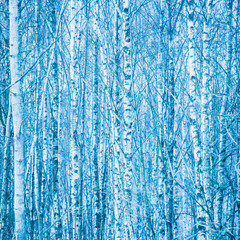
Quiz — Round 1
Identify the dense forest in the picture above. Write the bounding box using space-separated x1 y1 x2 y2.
0 0 240 239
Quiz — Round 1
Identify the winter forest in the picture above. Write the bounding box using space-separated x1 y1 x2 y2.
0 0 240 239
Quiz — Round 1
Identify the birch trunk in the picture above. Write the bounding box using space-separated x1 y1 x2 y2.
42 89 51 239
0 102 13 240
182 92 191 239
216 0 233 235
163 2 175 239
201 1 214 238
122 0 134 239
98 7 109 239
187 1 206 239
70 0 81 238
93 35 101 240
92 1 101 238
113 0 122 238
49 1 62 238
78 2 89 238
236 2 240 239
9 0 26 238
34 0 43 238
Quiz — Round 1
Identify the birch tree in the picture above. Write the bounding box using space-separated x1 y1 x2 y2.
236 2 240 239
48 0 62 238
92 1 101 238
33 0 44 238
162 1 175 238
201 0 214 238
70 0 81 238
187 1 206 239
0 103 13 240
216 0 233 235
9 0 26 238
79 1 89 238
113 0 122 238
122 0 134 239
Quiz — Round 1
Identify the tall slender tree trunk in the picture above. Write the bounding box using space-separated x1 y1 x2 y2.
122 0 134 239
201 1 214 238
187 1 206 239
236 1 240 239
9 0 26 238
182 90 191 239
216 0 233 236
113 0 122 238
92 30 101 240
92 1 101 238
42 84 51 239
70 0 81 238
0 4 12 239
78 2 89 238
0 102 13 240
49 1 62 238
162 1 175 239
98 7 109 239
34 0 43 238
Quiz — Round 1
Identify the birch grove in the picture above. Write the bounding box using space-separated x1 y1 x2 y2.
0 0 240 239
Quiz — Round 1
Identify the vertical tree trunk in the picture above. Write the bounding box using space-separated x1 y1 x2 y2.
236 2 240 239
0 4 12 239
113 0 122 238
92 1 101 238
162 1 175 239
70 0 81 238
0 103 13 240
201 1 214 238
78 2 89 238
182 91 191 239
98 6 109 239
34 0 43 238
42 85 51 239
93 31 101 240
9 0 26 238
122 0 134 239
187 1 206 239
49 1 62 238
216 0 233 236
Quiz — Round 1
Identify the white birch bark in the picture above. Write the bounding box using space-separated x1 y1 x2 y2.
113 0 122 238
236 2 240 239
182 92 191 239
9 0 26 238
49 1 62 238
98 6 109 238
42 88 51 239
78 3 89 238
122 0 134 239
187 1 206 239
92 1 101 238
33 0 43 238
216 0 233 234
201 1 214 238
70 0 81 238
92 34 101 240
0 102 13 240
163 2 175 239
